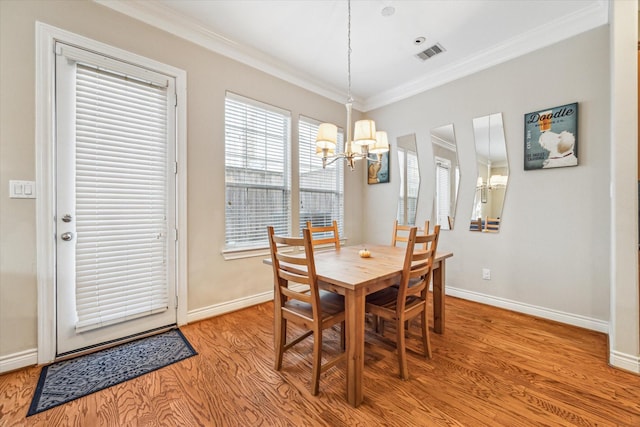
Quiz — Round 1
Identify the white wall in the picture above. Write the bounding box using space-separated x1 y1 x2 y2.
365 26 612 330
608 0 639 371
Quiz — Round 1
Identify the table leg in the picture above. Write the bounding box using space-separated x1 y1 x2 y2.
432 259 446 334
345 288 365 407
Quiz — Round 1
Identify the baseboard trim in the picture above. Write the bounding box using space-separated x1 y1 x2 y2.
0 348 38 374
187 290 274 323
185 286 611 333
1 288 615 374
447 287 609 333
609 350 640 374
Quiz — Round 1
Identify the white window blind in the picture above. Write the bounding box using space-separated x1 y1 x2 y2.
298 116 344 237
224 93 291 250
435 158 451 230
74 63 170 332
397 149 419 226
406 150 419 226
397 150 406 224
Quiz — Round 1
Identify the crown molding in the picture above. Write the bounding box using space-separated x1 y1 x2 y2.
96 0 607 113
94 0 363 109
432 135 457 152
363 1 609 111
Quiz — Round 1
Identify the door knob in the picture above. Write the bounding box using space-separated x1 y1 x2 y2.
61 232 73 241
62 214 72 223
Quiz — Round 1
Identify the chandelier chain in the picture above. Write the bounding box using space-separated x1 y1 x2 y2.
347 0 353 103
314 0 388 170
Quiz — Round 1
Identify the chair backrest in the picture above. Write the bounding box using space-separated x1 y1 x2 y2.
396 225 441 311
485 217 500 232
306 220 340 249
268 226 320 319
470 217 482 231
392 220 430 248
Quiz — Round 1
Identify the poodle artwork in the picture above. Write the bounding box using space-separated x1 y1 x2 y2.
367 151 389 184
524 102 578 170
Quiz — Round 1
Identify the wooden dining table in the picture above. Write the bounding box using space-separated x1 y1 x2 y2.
265 244 453 407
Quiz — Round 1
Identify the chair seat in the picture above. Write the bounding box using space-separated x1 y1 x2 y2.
365 288 422 314
284 290 344 319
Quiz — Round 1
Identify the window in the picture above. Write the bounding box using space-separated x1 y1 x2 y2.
298 116 344 238
397 148 419 225
435 157 451 230
224 92 291 250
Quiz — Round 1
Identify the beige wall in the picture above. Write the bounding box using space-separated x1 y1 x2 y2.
0 0 364 358
366 27 612 323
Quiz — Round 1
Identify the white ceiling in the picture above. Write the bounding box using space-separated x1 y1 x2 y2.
98 0 608 111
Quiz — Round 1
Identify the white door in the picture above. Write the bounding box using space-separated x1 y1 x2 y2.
55 43 177 355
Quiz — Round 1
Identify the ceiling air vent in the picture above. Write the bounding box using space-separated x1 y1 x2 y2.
416 43 445 61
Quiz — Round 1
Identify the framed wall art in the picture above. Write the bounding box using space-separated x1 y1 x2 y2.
367 151 390 184
524 102 578 170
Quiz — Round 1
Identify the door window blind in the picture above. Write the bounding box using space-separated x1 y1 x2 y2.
74 63 170 332
435 158 451 230
224 93 291 249
298 116 344 237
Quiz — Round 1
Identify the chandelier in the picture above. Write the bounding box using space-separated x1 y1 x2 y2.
315 0 389 170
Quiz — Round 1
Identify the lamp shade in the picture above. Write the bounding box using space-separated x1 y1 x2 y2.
370 131 390 154
353 120 377 146
315 123 338 150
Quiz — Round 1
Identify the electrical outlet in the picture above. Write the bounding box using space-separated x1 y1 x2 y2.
482 268 491 280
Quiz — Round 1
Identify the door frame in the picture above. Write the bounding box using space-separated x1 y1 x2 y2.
35 22 188 364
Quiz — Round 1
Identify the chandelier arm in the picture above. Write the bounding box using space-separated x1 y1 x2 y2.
322 155 343 168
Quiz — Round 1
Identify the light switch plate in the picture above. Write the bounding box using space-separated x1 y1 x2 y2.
9 180 36 199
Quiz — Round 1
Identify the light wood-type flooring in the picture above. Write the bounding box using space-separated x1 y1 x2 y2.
2 296 640 426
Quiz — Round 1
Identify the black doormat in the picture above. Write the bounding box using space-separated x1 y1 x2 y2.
28 329 197 416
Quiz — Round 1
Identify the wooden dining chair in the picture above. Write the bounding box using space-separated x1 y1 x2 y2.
469 217 482 231
267 226 346 395
366 225 440 380
391 220 430 248
306 220 340 249
379 219 432 329
485 217 500 232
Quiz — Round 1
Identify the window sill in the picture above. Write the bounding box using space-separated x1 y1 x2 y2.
221 239 347 261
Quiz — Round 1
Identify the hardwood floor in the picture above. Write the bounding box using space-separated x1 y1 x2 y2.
2 296 640 426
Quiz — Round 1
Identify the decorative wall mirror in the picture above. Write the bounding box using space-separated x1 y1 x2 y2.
431 124 459 230
396 134 420 226
470 113 509 232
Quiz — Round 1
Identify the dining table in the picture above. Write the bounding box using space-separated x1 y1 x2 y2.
265 244 453 407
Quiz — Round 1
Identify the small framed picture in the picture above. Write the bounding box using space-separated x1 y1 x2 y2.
524 102 578 170
367 151 390 184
